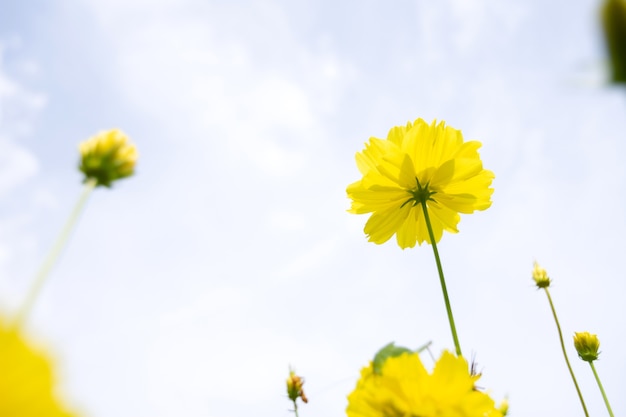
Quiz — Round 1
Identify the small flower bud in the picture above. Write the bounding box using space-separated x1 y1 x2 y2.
573 331 601 362
532 261 551 288
79 129 138 187
498 398 509 416
286 369 308 403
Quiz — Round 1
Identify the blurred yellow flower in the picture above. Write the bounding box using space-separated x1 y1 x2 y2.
532 261 551 288
347 118 494 248
346 351 503 417
0 320 77 417
79 129 138 187
574 332 601 362
601 0 626 84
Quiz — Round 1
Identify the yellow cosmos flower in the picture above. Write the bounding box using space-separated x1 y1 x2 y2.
79 129 138 187
0 320 77 417
347 351 502 417
347 118 494 248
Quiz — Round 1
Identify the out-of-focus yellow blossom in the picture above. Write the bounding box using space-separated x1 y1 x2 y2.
286 369 308 404
532 261 551 288
574 332 601 362
346 351 503 417
0 320 77 417
347 118 494 249
79 129 138 187
601 0 626 84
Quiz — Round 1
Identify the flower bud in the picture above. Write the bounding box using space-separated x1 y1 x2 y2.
498 398 509 416
532 261 551 288
573 331 601 362
286 369 308 403
79 129 138 187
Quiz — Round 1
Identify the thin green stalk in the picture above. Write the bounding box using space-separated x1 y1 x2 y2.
543 288 589 417
589 361 614 417
291 400 300 417
419 201 462 357
14 178 97 326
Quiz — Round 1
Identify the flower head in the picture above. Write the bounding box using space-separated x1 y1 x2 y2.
346 351 503 417
286 369 308 404
0 319 78 417
532 261 551 288
347 118 494 249
79 129 138 187
573 332 601 362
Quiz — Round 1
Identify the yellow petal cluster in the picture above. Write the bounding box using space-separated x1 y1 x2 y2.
532 261 551 288
347 118 494 248
573 331 601 362
0 320 77 417
347 351 502 417
79 129 138 187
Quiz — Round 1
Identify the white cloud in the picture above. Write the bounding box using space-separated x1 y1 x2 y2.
271 236 341 282
415 0 529 58
268 210 308 232
143 285 349 416
80 0 353 179
0 42 45 196
0 139 38 197
0 41 45 283
0 44 46 139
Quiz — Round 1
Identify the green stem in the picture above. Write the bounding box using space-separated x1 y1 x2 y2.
544 288 589 417
292 399 299 417
589 361 614 417
419 201 462 357
13 179 97 326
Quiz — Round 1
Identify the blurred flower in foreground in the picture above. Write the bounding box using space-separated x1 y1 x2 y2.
574 332 601 362
347 118 494 248
0 319 77 417
532 261 551 288
601 0 626 84
346 351 503 417
79 129 138 187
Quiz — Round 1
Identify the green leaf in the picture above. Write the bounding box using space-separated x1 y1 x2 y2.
372 342 413 375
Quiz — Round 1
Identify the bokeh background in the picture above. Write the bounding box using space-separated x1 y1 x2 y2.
1 0 626 416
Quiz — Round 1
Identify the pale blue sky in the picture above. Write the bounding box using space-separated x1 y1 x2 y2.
1 1 625 416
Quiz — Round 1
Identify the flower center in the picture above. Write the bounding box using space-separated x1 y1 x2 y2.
402 177 436 208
